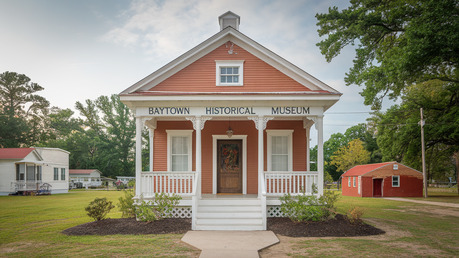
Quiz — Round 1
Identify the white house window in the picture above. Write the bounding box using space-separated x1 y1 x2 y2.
61 168 66 181
216 60 244 86
167 130 193 171
392 175 400 187
353 177 356 187
267 130 293 171
348 177 351 187
54 168 59 180
37 166 42 181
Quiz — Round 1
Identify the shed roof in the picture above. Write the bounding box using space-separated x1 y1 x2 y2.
69 169 101 175
0 148 36 160
342 162 395 177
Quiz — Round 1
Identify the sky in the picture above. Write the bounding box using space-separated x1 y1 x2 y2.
0 0 391 144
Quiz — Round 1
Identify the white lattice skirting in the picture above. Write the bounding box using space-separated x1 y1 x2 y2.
267 206 284 217
167 206 284 218
169 207 192 218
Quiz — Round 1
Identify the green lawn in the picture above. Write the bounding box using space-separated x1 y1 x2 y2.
262 189 459 257
1 189 458 257
0 190 199 257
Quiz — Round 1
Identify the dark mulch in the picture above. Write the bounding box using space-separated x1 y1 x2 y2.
62 218 191 236
268 214 385 237
63 214 384 237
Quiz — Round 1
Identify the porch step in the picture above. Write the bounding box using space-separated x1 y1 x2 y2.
195 198 264 230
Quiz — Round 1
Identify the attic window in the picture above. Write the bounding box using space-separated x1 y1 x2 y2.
216 60 244 86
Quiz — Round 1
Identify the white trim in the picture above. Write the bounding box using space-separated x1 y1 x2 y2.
216 60 244 86
266 130 293 172
392 175 400 187
353 176 356 187
166 130 193 172
358 176 361 194
212 135 247 194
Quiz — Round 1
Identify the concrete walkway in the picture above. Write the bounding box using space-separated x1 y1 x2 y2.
384 197 459 208
181 231 279 258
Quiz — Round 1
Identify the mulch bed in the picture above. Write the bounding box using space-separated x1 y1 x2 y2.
267 214 385 237
62 214 384 237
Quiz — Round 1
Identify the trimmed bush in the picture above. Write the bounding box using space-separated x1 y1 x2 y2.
135 193 181 222
118 190 135 218
85 197 115 221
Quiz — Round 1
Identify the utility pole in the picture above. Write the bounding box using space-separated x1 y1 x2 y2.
420 108 427 198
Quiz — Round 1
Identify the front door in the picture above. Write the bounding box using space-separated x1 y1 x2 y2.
217 140 242 193
373 178 383 197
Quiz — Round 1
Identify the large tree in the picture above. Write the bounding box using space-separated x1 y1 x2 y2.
74 95 136 177
316 0 458 109
0 71 49 147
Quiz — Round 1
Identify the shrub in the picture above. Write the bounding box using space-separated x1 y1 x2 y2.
118 190 135 218
135 193 181 222
346 206 364 224
85 197 115 221
280 184 340 222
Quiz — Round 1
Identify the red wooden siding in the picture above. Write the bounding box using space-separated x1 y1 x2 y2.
382 175 423 197
149 43 311 92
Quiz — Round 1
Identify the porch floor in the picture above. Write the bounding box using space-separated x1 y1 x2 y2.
201 194 258 199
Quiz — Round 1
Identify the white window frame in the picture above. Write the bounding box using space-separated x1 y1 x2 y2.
166 130 193 172
216 60 244 86
61 168 66 181
353 177 356 187
348 177 351 187
266 130 293 172
392 175 400 187
54 168 59 181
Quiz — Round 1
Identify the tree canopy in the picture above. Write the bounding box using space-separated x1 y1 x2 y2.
0 71 49 147
330 139 371 173
316 0 458 109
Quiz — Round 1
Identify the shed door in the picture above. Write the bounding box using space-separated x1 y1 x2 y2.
217 140 242 193
373 178 383 197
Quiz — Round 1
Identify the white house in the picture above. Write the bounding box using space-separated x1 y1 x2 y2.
119 12 341 230
116 176 135 185
0 147 70 195
69 169 102 188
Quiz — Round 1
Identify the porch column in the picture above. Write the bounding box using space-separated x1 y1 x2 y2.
135 116 146 197
146 119 157 172
149 128 154 171
249 116 273 198
186 116 212 197
315 115 324 195
303 118 314 172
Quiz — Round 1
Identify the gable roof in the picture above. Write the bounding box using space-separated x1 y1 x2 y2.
69 169 102 175
120 26 341 96
342 162 395 177
0 148 39 160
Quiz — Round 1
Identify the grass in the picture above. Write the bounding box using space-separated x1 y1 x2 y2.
0 190 199 257
271 188 459 257
1 189 458 257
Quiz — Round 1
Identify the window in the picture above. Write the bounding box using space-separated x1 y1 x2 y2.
54 168 59 180
37 166 42 181
267 130 293 171
392 175 400 187
353 177 356 187
61 168 66 180
167 130 193 171
16 164 25 180
348 177 351 187
216 60 244 86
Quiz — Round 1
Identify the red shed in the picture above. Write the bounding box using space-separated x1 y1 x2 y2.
341 162 423 197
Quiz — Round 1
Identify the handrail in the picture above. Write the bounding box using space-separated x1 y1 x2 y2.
140 171 195 197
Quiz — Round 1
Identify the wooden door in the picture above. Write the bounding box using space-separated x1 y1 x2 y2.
217 140 242 193
373 178 383 197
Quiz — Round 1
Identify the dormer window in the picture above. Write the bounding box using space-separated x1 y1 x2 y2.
216 60 244 86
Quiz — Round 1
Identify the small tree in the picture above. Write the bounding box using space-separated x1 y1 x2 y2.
118 190 135 218
330 139 371 173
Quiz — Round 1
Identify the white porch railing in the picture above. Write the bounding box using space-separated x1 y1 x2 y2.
264 171 318 196
140 171 196 197
11 181 42 192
